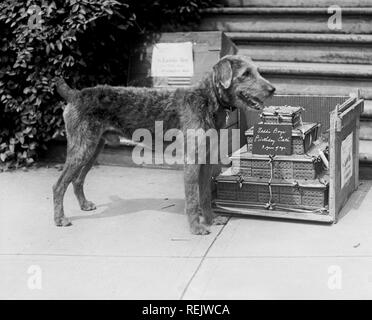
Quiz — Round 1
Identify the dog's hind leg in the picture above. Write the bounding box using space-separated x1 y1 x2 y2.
184 164 210 235
53 137 101 226
199 164 229 226
72 138 105 211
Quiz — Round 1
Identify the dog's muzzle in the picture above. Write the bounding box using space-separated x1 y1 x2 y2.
239 92 264 110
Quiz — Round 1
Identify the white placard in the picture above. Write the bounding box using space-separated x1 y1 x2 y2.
341 132 353 188
151 42 194 77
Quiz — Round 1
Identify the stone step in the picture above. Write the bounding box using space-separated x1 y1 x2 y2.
228 32 372 64
253 61 372 100
362 100 372 118
223 0 372 7
229 32 372 44
206 7 372 14
359 140 372 163
258 61 372 78
360 119 372 140
200 7 372 34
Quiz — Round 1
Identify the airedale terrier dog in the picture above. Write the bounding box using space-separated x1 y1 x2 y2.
54 55 275 235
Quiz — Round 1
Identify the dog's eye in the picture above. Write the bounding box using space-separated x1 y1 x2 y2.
243 70 250 77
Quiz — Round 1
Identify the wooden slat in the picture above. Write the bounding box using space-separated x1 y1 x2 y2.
214 201 334 223
329 108 337 222
329 99 363 222
355 108 360 190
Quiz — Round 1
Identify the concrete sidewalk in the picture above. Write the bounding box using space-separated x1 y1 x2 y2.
1 165 372 299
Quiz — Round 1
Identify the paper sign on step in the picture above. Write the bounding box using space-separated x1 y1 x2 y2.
151 42 194 77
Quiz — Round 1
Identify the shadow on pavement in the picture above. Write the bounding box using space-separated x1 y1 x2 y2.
70 196 185 221
338 180 372 221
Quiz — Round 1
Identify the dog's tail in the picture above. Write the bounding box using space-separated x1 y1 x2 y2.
55 78 79 102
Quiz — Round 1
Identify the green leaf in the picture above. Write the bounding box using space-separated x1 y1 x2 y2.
56 40 62 51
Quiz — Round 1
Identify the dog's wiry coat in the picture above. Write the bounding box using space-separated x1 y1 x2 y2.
53 55 275 234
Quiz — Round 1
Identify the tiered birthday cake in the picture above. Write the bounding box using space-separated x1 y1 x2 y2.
215 106 330 213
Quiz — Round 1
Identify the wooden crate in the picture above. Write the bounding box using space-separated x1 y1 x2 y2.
214 95 364 223
246 122 320 155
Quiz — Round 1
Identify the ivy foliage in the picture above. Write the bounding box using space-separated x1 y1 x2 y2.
0 0 214 169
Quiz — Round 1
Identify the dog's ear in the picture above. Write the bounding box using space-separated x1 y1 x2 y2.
213 59 233 89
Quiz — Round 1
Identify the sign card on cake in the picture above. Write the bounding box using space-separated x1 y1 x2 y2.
252 124 292 155
151 42 194 77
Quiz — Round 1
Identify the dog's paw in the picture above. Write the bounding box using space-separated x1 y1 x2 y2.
55 217 72 227
202 213 228 226
190 223 210 235
212 215 229 225
80 200 96 211
200 211 215 226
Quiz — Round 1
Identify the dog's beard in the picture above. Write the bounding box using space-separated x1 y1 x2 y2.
239 92 264 110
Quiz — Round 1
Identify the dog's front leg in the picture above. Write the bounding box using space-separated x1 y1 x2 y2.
199 164 214 225
199 164 229 226
184 164 210 235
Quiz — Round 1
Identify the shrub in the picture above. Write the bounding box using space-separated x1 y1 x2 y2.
0 0 215 169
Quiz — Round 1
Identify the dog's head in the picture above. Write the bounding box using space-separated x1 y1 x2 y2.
212 55 275 112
